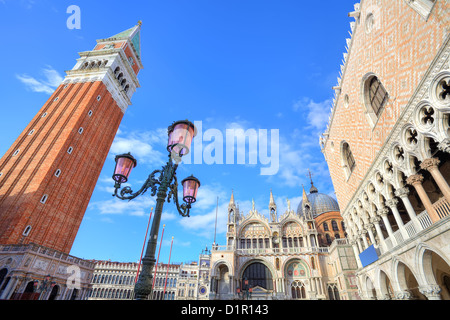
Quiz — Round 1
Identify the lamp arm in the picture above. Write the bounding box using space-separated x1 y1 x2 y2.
168 174 191 217
113 169 162 201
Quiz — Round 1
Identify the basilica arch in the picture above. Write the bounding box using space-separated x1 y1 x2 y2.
238 221 271 252
237 259 276 299
210 260 233 299
283 258 311 299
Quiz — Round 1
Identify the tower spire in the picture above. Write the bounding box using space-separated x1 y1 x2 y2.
229 189 235 206
269 189 277 222
302 185 309 203
269 189 275 205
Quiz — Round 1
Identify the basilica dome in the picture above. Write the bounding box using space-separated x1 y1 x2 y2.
297 183 340 218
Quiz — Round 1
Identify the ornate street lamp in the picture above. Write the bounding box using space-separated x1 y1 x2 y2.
112 120 200 300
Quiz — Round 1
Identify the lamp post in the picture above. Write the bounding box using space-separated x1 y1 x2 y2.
112 120 201 300
238 277 252 300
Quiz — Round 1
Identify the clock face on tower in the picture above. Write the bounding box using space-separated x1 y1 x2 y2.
199 286 207 295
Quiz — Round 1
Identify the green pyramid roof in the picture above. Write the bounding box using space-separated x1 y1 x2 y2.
106 24 141 59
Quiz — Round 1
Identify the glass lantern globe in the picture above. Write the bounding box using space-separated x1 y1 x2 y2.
113 152 137 183
181 175 201 203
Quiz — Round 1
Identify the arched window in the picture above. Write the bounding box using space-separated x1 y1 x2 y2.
326 234 332 245
341 142 356 178
328 284 341 300
362 73 388 127
332 220 339 231
405 0 436 20
368 76 388 116
291 281 306 299
323 222 329 231
311 257 316 270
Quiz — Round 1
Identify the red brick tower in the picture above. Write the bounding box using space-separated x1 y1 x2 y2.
0 23 143 254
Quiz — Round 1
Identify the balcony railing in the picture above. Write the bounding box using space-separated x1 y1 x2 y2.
379 197 449 255
433 196 450 219
0 243 95 268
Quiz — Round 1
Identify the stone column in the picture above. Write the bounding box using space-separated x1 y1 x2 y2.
406 174 439 223
386 198 409 240
350 240 363 269
365 224 376 245
420 158 450 203
395 187 417 219
360 230 369 248
371 216 388 253
395 187 422 232
377 207 397 246
0 276 18 300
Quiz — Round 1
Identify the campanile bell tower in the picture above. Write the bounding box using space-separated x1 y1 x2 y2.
0 23 143 254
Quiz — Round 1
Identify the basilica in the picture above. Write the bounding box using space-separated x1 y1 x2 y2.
209 182 359 300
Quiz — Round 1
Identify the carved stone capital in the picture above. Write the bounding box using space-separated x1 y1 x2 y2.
438 138 450 153
377 207 389 217
394 187 410 198
386 198 399 208
419 285 442 299
395 290 413 300
419 158 440 171
371 216 381 224
406 174 424 186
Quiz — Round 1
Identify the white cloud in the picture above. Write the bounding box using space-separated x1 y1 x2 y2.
87 196 156 217
293 97 332 131
177 183 230 239
16 66 63 94
109 128 168 167
263 97 333 187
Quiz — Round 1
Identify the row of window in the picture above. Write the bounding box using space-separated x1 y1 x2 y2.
322 220 345 232
335 75 389 180
320 233 346 246
35 105 97 208
152 290 176 300
113 67 130 93
80 59 109 70
26 93 100 238
92 274 135 285
154 277 177 288
89 288 133 300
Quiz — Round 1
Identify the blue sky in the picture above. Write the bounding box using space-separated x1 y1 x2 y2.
0 0 356 264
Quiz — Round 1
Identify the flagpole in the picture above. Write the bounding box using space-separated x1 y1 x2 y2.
163 236 174 299
135 207 153 284
213 196 218 245
152 224 165 293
